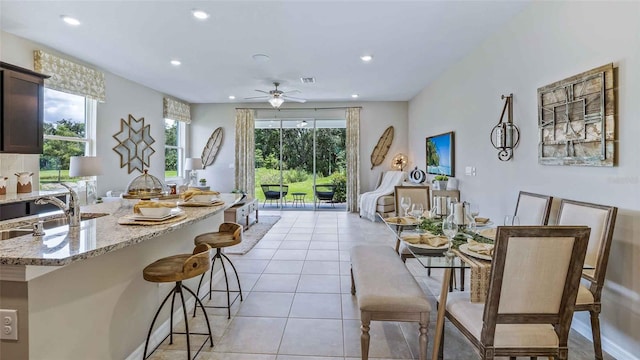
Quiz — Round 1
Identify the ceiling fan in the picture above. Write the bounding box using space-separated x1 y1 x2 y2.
245 82 307 108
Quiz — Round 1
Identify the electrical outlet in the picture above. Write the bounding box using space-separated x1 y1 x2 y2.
0 309 18 340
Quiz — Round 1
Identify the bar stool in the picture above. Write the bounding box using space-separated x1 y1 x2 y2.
193 222 243 319
142 244 214 360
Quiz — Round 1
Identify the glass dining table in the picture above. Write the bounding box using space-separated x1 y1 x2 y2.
380 215 485 360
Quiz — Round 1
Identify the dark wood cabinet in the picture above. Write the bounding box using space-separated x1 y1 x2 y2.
0 62 49 154
0 196 66 221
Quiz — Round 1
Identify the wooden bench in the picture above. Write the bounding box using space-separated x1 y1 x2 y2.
350 245 431 360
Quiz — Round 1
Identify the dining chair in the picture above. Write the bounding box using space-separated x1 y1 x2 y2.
442 226 590 360
556 199 617 360
513 191 553 225
393 185 430 255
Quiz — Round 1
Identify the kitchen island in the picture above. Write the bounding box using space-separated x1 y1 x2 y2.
0 193 242 360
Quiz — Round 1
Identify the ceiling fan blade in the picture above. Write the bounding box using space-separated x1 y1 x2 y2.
244 95 270 100
254 90 270 94
283 89 301 94
283 95 307 103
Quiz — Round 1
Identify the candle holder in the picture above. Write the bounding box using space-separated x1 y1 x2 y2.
490 94 520 161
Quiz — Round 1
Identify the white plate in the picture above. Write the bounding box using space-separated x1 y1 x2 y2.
406 242 449 250
401 231 449 249
177 200 225 207
475 221 494 228
129 209 184 221
458 243 493 261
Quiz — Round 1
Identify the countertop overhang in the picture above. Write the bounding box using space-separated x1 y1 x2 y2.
0 193 241 267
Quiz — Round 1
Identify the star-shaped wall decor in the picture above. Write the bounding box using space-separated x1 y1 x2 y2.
112 114 156 173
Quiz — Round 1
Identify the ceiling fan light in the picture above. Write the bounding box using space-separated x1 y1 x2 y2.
268 97 284 108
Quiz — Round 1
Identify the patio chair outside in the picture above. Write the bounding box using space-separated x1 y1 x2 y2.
261 184 288 208
314 184 336 208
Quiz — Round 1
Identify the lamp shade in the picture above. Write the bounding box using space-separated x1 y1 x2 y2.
69 156 104 177
184 157 203 171
268 97 284 108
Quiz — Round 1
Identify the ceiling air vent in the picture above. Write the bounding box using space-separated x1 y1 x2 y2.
300 77 315 84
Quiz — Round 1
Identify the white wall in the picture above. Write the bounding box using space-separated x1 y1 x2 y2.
1 31 169 196
409 2 640 357
191 101 408 194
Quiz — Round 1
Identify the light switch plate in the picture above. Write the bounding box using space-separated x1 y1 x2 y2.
465 166 477 176
0 309 18 340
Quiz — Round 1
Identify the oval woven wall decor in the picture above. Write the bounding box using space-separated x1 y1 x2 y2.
201 127 224 168
370 126 394 170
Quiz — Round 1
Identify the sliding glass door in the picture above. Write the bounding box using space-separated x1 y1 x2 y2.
254 118 346 210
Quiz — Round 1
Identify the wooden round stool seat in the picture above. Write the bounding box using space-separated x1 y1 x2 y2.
143 253 209 283
194 232 239 248
194 222 242 248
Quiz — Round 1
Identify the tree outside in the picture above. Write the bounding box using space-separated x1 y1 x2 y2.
40 119 86 184
254 125 347 207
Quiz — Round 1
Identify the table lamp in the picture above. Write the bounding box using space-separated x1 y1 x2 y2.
185 158 203 187
69 156 104 204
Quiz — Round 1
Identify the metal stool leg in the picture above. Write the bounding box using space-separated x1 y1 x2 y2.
169 288 177 344
182 285 214 348
177 282 192 360
221 252 243 301
143 283 177 359
218 250 232 319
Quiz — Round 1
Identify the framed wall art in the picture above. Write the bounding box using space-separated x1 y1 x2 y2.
426 131 455 177
112 114 156 173
537 63 615 166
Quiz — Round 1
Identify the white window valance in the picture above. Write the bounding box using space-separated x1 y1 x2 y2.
163 97 192 124
33 50 106 102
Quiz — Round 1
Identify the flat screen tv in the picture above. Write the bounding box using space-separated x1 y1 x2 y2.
426 131 454 177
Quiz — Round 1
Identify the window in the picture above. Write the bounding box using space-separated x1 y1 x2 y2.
164 119 185 180
40 88 97 189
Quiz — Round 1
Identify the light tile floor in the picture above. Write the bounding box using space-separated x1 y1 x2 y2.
148 210 613 360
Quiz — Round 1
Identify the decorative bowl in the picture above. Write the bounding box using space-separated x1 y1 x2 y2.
138 207 172 218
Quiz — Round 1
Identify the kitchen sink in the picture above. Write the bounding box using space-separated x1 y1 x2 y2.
0 229 33 240
36 213 110 230
0 213 110 240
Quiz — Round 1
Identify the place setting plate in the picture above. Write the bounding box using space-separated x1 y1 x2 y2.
458 243 493 261
475 221 494 228
177 199 225 207
118 208 186 225
401 231 449 250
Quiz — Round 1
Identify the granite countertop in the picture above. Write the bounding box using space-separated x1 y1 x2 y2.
0 193 241 266
0 189 68 205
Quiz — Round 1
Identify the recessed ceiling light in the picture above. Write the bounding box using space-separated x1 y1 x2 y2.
228 95 236 100
252 54 270 63
360 55 373 62
351 94 359 98
192 9 210 20
61 15 81 26
170 60 181 66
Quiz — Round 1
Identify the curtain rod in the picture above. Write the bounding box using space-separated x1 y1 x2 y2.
235 106 362 111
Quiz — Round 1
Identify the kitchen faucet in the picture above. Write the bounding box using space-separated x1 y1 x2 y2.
35 183 80 227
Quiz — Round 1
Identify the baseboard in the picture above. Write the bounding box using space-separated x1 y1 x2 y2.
125 270 224 360
572 318 638 360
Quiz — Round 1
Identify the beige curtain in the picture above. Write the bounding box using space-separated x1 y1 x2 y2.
235 109 256 197
163 97 191 123
33 50 106 102
346 108 361 212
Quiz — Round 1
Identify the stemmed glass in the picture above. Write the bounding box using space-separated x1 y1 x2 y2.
442 215 458 257
412 203 424 218
400 196 411 217
504 215 520 226
469 203 480 219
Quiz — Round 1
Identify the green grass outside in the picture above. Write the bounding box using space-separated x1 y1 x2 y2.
254 167 337 203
